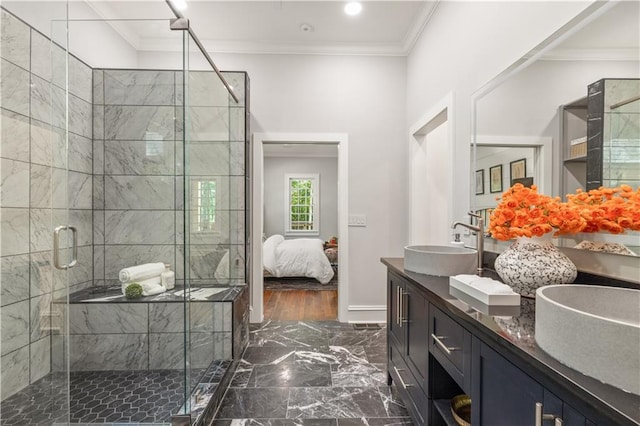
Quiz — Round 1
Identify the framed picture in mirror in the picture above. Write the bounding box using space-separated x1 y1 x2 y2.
490 165 503 193
475 169 485 195
510 158 526 184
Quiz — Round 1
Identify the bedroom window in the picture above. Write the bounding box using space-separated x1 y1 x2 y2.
285 173 319 236
192 179 217 232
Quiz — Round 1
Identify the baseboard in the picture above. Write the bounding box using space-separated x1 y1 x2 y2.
347 305 387 323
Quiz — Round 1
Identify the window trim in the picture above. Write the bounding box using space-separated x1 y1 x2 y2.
284 173 320 237
191 177 219 234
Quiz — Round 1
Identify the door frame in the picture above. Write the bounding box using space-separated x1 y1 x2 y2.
251 132 349 323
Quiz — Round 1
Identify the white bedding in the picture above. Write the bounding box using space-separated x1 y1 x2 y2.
263 234 335 284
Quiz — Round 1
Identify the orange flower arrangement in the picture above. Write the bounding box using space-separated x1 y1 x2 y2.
488 183 640 241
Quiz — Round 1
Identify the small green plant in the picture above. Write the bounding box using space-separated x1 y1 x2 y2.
125 282 143 299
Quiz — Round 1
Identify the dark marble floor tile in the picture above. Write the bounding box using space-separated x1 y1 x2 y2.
230 362 254 388
330 363 387 387
377 387 410 418
328 329 386 347
337 418 413 426
347 387 389 418
250 321 333 348
287 387 366 419
213 418 338 426
216 388 289 419
363 346 387 364
294 345 368 365
243 346 297 365
248 360 332 388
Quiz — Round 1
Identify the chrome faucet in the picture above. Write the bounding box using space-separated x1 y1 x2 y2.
451 211 485 276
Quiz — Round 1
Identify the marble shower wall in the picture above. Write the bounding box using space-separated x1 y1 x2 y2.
93 69 247 286
0 9 93 400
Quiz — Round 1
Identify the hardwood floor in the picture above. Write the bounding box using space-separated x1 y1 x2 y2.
263 289 338 321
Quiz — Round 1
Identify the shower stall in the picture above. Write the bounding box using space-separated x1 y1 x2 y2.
0 2 249 424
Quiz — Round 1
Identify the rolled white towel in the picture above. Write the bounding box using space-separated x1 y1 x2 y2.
451 274 516 295
119 263 166 283
121 276 166 296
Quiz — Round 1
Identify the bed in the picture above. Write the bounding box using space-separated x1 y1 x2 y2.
263 234 335 284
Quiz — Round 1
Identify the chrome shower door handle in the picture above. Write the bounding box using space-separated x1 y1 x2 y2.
53 225 78 270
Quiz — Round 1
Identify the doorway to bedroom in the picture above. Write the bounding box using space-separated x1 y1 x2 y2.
252 133 349 323
262 143 339 320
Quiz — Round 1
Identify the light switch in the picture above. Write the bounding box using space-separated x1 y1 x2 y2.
349 214 367 227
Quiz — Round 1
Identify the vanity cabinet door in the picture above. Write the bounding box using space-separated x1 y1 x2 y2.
388 272 405 347
405 283 429 385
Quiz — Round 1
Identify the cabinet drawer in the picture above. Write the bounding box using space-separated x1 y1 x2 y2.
430 306 466 376
390 343 428 426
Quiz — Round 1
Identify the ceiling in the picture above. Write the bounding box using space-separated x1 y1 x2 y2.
83 0 438 56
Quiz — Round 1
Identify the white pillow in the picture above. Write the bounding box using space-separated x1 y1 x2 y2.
263 234 284 273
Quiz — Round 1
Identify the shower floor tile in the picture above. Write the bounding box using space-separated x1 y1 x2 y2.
0 365 219 425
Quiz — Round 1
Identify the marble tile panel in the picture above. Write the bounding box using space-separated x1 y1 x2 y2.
215 387 289 419
104 244 174 279
104 175 174 210
104 139 175 175
93 69 104 104
30 29 51 81
30 74 65 128
68 245 93 287
30 292 53 342
230 210 246 245
249 321 331 348
68 55 92 102
68 209 93 246
186 107 230 142
230 141 246 175
30 250 53 297
68 133 93 174
93 175 104 209
229 245 245 281
30 118 63 167
69 94 92 138
231 176 246 210
330 363 387 387
93 104 104 140
188 213 230 246
1 254 30 306
363 346 387 364
104 210 175 245
328 329 386 347
198 332 231 366
58 170 92 209
229 360 253 388
1 108 30 162
1 299 29 355
1 345 29 400
212 301 233 332
2 207 30 256
247 359 332 388
287 387 366 419
190 301 215 332
70 333 148 371
187 71 231 107
242 346 296 365
1 59 30 116
70 303 148 334
50 40 67 89
1 10 30 69
149 302 184 333
188 141 230 175
104 105 175 141
294 346 368 366
93 211 104 244
93 139 104 175
1 158 29 207
30 164 51 208
189 245 230 280
30 336 51 383
104 70 175 105
148 332 184 369
348 387 392 418
93 244 105 280
223 72 246 106
230 107 246 142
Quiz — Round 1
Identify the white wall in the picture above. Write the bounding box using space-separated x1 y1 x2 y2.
264 156 338 242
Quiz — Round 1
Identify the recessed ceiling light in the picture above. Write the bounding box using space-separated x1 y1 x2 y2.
171 0 187 11
344 2 362 16
300 23 314 33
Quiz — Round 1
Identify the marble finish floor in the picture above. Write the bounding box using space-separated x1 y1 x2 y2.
213 321 413 426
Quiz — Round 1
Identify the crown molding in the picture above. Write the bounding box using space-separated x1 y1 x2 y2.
402 0 439 55
540 48 640 61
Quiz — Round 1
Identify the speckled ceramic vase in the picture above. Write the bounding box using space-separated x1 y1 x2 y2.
495 235 577 296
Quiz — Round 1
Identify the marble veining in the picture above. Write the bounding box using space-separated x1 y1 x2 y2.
1 59 30 116
70 303 148 334
104 139 175 175
68 55 92 103
104 175 175 210
104 105 175 140
1 208 30 256
93 104 104 139
29 337 51 383
70 333 148 371
30 118 61 167
68 94 93 138
104 69 175 106
30 292 52 342
30 251 53 297
187 106 230 141
187 71 233 107
104 210 175 245
29 164 51 208
0 300 30 355
1 10 30 70
0 346 29 400
93 69 104 104
29 30 52 82
1 254 30 306
68 133 93 174
1 158 30 208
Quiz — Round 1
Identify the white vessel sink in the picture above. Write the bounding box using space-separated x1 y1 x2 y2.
535 284 640 395
404 245 477 276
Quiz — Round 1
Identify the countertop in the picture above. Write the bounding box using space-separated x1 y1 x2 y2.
381 257 640 425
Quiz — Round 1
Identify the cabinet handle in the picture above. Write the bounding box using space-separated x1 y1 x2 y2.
535 402 562 426
431 333 459 355
396 286 400 325
399 288 405 326
393 366 414 389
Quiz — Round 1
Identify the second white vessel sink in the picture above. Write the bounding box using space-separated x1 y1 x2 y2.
535 284 640 395
404 245 477 276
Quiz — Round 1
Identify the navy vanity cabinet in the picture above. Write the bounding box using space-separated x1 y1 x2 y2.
471 338 588 426
388 271 429 425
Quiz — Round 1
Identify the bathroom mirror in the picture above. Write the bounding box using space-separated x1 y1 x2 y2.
472 1 640 256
